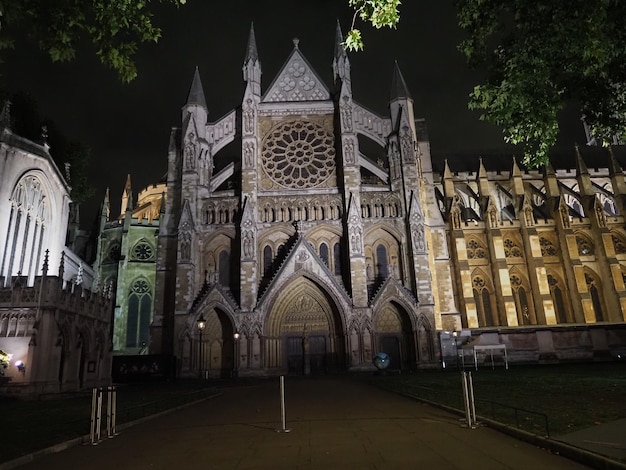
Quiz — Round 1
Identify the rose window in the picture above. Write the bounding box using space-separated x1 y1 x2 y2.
132 279 150 294
133 243 153 260
262 120 335 189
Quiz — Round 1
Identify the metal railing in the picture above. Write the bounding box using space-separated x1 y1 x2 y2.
379 380 551 437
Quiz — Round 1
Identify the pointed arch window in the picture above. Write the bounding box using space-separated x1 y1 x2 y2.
472 275 495 327
612 234 626 254
585 272 605 322
376 244 388 279
547 274 569 323
539 236 558 257
511 274 533 325
576 235 594 256
219 251 230 286
126 279 152 348
319 243 329 267
263 245 273 276
333 243 341 275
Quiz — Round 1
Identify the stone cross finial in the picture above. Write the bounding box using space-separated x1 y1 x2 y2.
292 38 300 48
42 249 49 276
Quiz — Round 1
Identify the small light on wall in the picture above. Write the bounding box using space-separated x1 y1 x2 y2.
234 332 240 340
15 360 25 373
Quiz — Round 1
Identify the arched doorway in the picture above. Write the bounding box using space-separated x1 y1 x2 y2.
374 302 416 371
265 278 345 375
197 308 235 378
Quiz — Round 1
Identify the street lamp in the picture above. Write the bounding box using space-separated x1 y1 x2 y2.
452 331 460 370
233 332 240 378
197 315 206 378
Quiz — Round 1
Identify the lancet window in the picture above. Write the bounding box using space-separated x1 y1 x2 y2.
126 278 152 348
472 274 496 327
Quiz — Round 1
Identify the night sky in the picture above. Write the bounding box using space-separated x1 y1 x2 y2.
1 0 585 226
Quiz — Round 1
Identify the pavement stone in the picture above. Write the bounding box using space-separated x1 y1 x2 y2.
7 376 622 470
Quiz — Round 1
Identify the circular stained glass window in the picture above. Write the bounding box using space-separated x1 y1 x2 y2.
262 120 335 189
132 279 150 294
133 243 153 260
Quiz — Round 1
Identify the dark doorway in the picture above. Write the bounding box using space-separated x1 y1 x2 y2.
380 336 401 371
309 335 326 375
287 336 303 375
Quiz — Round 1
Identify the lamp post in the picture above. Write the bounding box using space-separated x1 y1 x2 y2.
197 315 206 379
233 332 240 378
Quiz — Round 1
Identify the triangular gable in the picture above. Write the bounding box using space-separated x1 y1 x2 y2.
178 199 195 232
256 235 351 311
263 45 330 103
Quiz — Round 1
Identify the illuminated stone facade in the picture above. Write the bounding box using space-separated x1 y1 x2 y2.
93 176 165 354
152 26 626 377
0 116 112 393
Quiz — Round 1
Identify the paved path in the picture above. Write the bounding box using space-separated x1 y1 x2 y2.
18 377 591 470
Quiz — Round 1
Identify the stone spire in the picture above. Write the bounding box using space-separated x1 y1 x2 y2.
120 174 133 216
245 22 258 63
443 159 454 198
390 61 412 101
242 23 261 95
332 19 350 83
185 67 207 108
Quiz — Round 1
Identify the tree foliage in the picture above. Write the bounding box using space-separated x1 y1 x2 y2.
345 0 401 51
457 0 626 167
0 0 186 82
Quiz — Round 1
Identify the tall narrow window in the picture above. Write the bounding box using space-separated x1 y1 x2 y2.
472 275 494 327
585 272 605 322
333 243 341 275
126 279 152 348
320 243 329 267
376 245 388 279
263 245 272 276
590 286 605 322
219 251 230 286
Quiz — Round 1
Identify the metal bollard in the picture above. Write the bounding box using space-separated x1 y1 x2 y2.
467 371 477 427
106 386 117 438
277 375 291 433
111 386 117 436
460 372 476 429
90 388 103 444
95 388 103 442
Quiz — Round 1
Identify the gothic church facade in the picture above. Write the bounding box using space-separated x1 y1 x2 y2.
151 25 626 378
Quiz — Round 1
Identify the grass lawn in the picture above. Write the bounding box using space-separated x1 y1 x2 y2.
373 362 626 437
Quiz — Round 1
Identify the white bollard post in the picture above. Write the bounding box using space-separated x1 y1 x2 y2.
90 388 98 444
107 386 117 438
111 386 117 436
468 371 477 427
95 388 103 443
278 375 291 433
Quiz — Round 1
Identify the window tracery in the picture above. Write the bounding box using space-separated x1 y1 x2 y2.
262 120 335 189
503 238 523 258
466 239 486 259
132 242 153 261
612 234 626 254
576 235 594 256
539 236 558 256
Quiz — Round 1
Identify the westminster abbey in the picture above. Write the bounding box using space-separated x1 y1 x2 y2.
104 24 626 377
